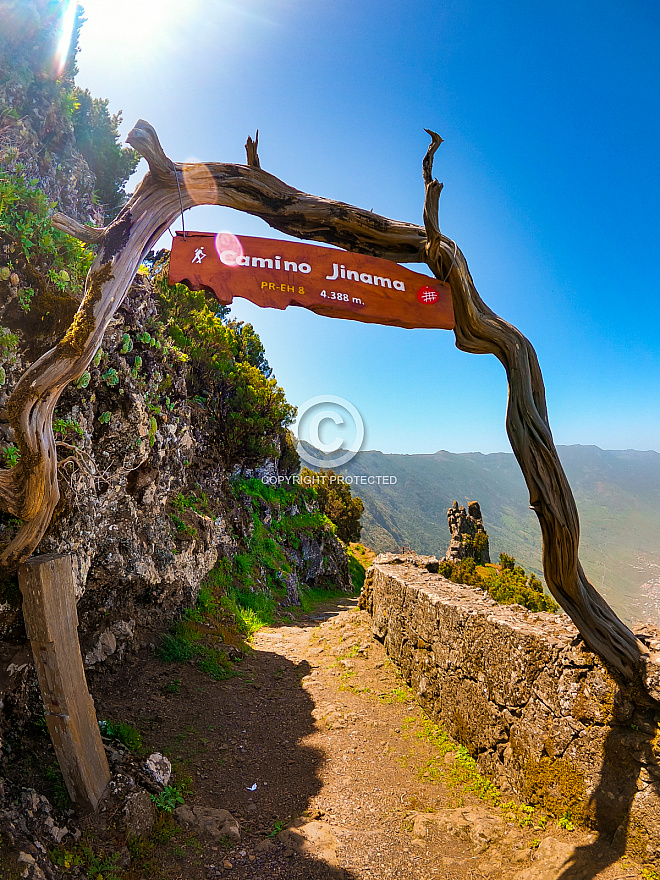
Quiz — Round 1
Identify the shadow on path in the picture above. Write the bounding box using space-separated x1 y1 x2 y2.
555 709 660 880
93 611 360 879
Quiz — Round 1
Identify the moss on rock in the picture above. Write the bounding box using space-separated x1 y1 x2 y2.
522 756 588 824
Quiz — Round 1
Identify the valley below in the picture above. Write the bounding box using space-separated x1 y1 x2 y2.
333 445 660 627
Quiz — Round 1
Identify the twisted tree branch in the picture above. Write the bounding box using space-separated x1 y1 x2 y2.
422 130 645 679
0 120 649 684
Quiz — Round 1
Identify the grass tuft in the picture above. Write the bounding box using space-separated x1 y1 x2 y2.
99 719 143 753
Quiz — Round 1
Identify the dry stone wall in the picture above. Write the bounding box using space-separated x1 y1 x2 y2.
360 554 660 862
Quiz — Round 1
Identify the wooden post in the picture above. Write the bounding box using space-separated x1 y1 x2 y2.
18 553 110 812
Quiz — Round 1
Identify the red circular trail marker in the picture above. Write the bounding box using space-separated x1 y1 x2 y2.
417 286 440 304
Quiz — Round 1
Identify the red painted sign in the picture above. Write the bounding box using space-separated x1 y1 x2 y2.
168 232 454 331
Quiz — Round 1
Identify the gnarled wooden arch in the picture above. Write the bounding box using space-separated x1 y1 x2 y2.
0 120 653 685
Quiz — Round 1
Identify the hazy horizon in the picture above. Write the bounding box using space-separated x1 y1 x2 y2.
354 443 660 457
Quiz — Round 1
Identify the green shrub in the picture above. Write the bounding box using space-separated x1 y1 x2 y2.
156 632 196 663
439 554 558 613
0 172 94 286
72 89 139 222
1 444 20 467
156 590 240 680
0 329 18 355
192 555 278 640
460 529 490 565
219 587 276 636
347 548 367 592
43 762 71 811
195 646 234 680
53 416 83 437
150 257 295 470
172 489 210 516
299 583 358 612
151 784 185 814
186 584 219 621
299 468 363 543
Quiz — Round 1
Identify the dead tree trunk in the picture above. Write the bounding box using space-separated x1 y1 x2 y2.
0 120 655 688
421 133 644 679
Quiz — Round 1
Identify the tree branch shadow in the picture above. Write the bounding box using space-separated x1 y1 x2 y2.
554 706 660 880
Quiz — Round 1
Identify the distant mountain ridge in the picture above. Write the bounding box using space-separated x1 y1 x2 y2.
326 445 660 626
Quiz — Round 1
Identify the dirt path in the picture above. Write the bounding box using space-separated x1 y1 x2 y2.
94 599 641 880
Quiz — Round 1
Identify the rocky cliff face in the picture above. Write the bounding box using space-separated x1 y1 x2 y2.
444 500 490 564
0 271 351 732
0 21 353 752
0 1 101 226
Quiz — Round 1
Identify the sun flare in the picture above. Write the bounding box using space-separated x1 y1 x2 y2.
54 0 78 76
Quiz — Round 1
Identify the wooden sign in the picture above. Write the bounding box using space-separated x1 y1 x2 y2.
168 232 454 331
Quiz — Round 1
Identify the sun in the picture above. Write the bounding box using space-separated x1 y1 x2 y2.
77 0 211 66
76 0 281 78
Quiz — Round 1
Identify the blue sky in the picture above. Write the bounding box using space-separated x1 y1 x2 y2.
74 0 660 455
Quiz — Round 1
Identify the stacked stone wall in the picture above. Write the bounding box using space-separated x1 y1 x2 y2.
360 555 660 862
